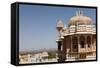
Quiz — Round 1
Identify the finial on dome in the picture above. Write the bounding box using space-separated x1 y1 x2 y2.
79 10 83 16
76 11 78 16
76 10 83 16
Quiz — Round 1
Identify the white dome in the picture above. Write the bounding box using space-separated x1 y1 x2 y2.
68 11 92 26
56 20 64 28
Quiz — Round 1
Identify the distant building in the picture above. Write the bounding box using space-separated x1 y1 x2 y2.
19 54 29 64
56 10 96 62
19 51 49 64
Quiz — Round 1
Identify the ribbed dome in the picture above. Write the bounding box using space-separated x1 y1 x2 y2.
68 11 92 26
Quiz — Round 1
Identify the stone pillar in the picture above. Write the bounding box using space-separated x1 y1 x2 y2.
91 35 92 49
85 35 88 57
62 36 67 62
78 36 80 52
91 35 94 56
78 36 80 59
93 35 96 56
70 36 72 57
57 40 63 62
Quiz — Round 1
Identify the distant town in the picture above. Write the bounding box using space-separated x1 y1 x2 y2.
19 48 58 64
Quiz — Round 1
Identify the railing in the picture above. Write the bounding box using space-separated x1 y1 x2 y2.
66 52 96 61
69 25 96 34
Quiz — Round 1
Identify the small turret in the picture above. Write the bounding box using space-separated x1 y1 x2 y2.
56 20 64 36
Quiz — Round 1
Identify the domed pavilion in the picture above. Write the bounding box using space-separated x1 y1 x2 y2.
56 10 96 62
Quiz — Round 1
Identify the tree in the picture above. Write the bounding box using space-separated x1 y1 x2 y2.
48 52 56 59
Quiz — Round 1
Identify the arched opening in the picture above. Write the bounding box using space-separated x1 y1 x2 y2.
72 37 78 52
87 36 91 48
80 36 85 48
79 36 87 59
93 35 96 46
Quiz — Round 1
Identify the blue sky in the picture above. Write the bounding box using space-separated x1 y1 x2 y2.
19 4 96 51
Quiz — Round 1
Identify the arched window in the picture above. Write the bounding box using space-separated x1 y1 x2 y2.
87 36 91 48
93 35 96 46
80 36 85 48
72 37 78 49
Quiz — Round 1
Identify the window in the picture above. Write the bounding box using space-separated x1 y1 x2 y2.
80 36 85 48
80 41 85 48
72 37 78 52
87 36 91 48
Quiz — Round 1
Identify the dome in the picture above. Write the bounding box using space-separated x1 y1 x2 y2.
56 20 64 31
56 20 64 28
68 11 92 26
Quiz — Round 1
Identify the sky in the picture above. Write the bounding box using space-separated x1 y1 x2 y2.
19 4 96 51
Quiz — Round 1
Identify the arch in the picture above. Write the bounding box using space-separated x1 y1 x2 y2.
93 35 96 46
80 36 85 48
72 37 78 52
87 36 91 48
